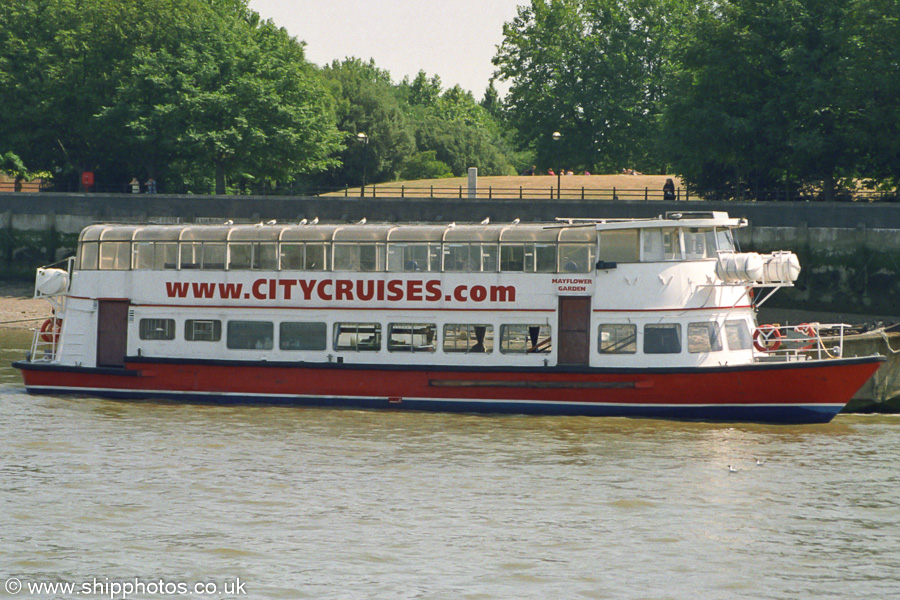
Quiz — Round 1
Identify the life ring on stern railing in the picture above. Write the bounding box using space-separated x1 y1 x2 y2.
793 323 817 350
752 324 782 352
39 318 62 344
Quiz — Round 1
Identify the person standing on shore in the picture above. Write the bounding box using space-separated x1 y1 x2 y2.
129 177 140 194
663 178 676 201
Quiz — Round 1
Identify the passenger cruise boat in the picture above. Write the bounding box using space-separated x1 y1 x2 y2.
14 212 883 423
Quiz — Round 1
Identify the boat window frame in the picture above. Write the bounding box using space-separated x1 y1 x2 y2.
599 323 637 354
643 323 683 354
687 322 724 353
139 318 176 341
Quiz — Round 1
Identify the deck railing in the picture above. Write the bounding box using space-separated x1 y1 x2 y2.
752 322 850 362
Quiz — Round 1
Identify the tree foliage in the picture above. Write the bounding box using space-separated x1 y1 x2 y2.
661 0 900 199
0 0 341 194
493 0 687 174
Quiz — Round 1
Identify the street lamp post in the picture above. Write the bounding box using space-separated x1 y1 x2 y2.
551 131 562 199
357 132 369 197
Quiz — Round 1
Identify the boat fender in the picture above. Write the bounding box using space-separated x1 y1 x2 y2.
39 318 62 344
752 324 782 352
793 323 817 350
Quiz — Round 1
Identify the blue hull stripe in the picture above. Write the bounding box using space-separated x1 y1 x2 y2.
24 385 844 424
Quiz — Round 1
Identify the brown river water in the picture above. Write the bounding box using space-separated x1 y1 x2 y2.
1 329 899 599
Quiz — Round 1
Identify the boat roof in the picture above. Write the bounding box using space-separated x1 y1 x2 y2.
78 212 747 243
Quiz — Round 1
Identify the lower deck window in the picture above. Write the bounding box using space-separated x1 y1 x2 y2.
139 318 175 340
388 323 436 353
227 321 273 350
644 324 682 354
599 324 637 353
185 319 222 342
280 322 327 350
688 322 723 353
443 324 494 353
725 320 752 350
499 324 551 354
334 323 381 351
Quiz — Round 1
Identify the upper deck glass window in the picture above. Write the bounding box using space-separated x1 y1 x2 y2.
281 243 328 271
599 230 639 263
78 242 99 270
99 242 131 270
558 244 595 273
387 243 441 272
683 228 718 259
133 242 178 270
642 228 682 261
333 243 383 272
716 228 736 253
180 242 226 270
228 243 277 270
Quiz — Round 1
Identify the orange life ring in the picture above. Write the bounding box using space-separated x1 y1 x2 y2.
39 318 62 344
752 324 782 352
794 323 817 350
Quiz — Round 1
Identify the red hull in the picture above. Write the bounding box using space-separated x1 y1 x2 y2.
15 356 884 423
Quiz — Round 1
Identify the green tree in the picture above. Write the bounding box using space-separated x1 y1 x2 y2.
662 0 899 200
0 151 28 191
319 58 416 187
493 0 686 173
843 0 900 191
399 150 453 180
0 0 341 194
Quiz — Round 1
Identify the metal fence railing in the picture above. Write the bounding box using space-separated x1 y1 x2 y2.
2 179 897 202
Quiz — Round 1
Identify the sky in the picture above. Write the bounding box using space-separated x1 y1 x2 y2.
247 0 524 98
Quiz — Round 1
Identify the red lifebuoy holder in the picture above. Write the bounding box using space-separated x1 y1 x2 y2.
40 318 62 344
794 323 817 350
753 324 782 352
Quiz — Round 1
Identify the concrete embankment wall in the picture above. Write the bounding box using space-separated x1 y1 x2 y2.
2 192 899 316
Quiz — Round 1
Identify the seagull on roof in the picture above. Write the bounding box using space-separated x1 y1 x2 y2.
481 217 490 224
357 217 367 224
298 219 307 225
266 219 277 225
223 219 233 225
310 217 319 225
512 218 520 225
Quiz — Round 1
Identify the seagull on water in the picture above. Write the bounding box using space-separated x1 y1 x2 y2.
728 464 738 474
756 459 765 466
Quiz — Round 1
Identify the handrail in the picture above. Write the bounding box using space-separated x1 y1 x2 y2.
751 322 851 361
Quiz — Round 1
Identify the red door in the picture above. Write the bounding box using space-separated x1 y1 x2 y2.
97 300 130 367
558 296 591 366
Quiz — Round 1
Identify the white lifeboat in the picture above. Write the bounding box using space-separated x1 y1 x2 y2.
35 268 69 296
716 252 800 285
